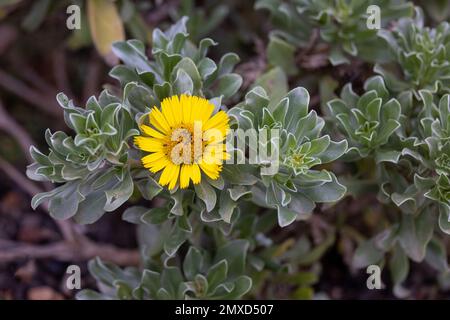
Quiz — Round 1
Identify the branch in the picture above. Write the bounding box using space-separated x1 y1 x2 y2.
0 99 34 163
52 49 75 99
0 156 140 265
0 156 39 196
0 68 62 119
0 155 75 241
0 239 140 266
82 52 103 102
9 54 56 96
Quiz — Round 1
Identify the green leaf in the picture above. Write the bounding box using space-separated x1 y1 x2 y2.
276 205 298 227
218 190 238 223
329 48 349 65
193 274 209 297
31 184 66 210
174 57 202 93
198 58 217 80
159 52 182 81
29 146 51 166
194 180 217 212
425 237 449 272
267 36 297 75
170 190 185 216
87 257 119 286
48 182 83 220
214 74 242 99
173 69 194 95
161 267 184 298
352 240 384 268
284 87 310 132
115 280 133 300
136 174 163 200
104 169 134 212
438 204 450 235
398 211 434 262
123 82 158 114
389 245 410 298
214 240 249 277
73 190 107 224
141 207 170 225
301 174 346 203
375 150 401 164
154 82 173 101
288 192 315 218
253 67 288 110
164 223 188 257
218 53 240 76
308 135 331 155
122 206 148 224
228 186 252 201
317 140 348 163
139 269 161 298
69 113 87 133
364 76 389 100
207 260 228 292
196 38 217 61
112 40 154 74
206 176 224 190
216 276 252 299
183 247 203 280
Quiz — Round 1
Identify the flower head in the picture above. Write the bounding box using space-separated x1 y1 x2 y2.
134 95 229 190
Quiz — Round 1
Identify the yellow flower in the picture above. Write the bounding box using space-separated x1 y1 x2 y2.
134 95 230 190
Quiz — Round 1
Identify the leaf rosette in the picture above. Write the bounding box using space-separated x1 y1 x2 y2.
229 86 347 226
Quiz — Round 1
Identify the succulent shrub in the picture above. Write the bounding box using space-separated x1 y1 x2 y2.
27 92 138 224
328 78 450 296
28 17 243 223
376 8 450 96
25 1 450 300
326 76 401 160
26 16 349 300
229 86 347 226
77 242 252 300
257 0 413 68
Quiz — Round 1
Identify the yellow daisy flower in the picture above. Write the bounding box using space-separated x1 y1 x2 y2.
134 95 230 190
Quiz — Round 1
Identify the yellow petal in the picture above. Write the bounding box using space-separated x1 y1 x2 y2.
142 152 165 164
140 124 166 139
159 162 176 186
150 107 171 134
192 97 214 124
134 136 164 152
199 161 220 180
169 95 182 124
167 164 180 190
146 157 170 173
203 111 229 131
191 164 201 184
161 97 176 127
180 164 192 189
181 94 193 124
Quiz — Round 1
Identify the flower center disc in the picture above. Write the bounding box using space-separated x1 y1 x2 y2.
168 126 203 165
